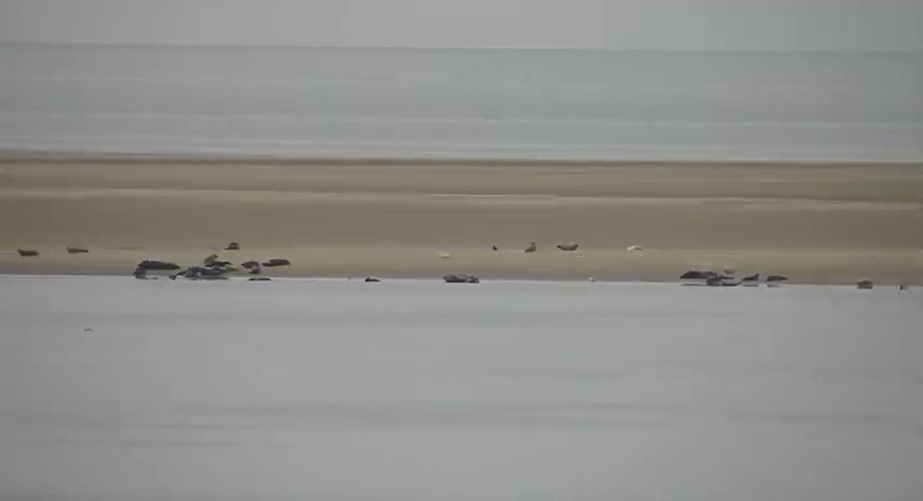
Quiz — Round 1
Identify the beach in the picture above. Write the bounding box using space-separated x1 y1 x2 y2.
1 157 920 284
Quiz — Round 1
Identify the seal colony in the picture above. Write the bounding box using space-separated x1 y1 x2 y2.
1 159 917 286
679 269 789 287
141 250 293 281
9 239 913 290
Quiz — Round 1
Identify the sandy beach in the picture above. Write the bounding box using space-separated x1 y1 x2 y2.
0 156 920 284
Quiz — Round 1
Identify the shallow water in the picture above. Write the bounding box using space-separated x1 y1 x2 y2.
0 276 921 500
2 45 921 161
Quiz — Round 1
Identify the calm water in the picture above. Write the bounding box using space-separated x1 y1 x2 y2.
0 276 921 500
1 44 921 161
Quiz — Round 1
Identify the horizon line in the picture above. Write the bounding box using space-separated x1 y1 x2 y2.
1 40 920 56
1 149 918 168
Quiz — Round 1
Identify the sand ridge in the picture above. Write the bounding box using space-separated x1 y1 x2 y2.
0 158 920 284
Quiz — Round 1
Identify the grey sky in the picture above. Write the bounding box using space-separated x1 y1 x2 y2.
1 0 921 51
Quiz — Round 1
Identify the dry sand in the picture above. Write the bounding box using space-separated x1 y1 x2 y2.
0 156 920 284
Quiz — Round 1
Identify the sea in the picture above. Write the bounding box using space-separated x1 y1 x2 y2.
1 43 921 162
1 276 921 500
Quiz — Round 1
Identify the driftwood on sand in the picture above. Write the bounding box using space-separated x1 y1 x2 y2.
17 249 39 257
224 242 240 251
524 242 537 253
857 279 874 290
262 258 291 267
556 243 579 251
66 247 89 254
364 277 381 283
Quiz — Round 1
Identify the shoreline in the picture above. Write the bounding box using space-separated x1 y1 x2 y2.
1 247 918 285
2 158 920 286
1 273 915 290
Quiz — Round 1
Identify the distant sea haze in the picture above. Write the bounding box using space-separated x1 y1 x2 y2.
1 43 921 162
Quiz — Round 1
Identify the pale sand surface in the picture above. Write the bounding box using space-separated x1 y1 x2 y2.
0 157 920 283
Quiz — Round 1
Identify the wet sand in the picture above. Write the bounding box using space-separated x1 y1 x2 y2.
0 156 920 284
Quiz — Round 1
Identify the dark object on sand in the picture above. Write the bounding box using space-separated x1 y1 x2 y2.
170 267 226 280
444 274 480 284
556 243 579 251
364 277 381 283
17 249 39 257
136 260 181 271
241 261 262 275
205 260 233 269
899 284 909 291
178 266 230 280
198 266 227 278
133 267 149 279
741 273 760 287
248 277 271 282
262 258 291 267
681 269 741 286
766 275 789 287
857 279 874 290
524 242 537 253
706 275 739 287
680 270 718 280
203 254 219 265
224 242 240 251
492 245 499 251
169 267 194 280
66 246 89 254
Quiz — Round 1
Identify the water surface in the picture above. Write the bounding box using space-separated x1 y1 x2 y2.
0 277 921 500
2 45 921 161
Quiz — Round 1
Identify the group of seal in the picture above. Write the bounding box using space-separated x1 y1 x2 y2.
678 272 910 290
10 240 911 290
491 242 580 253
680 270 789 287
132 242 290 281
17 246 89 257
